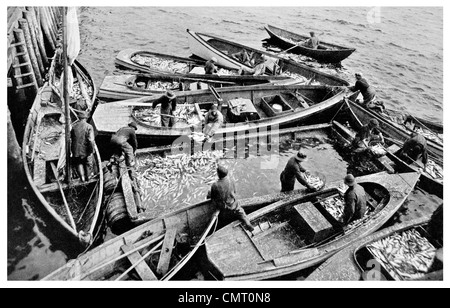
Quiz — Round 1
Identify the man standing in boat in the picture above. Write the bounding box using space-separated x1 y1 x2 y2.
279 151 317 192
207 165 255 232
152 90 178 127
110 121 138 168
70 111 95 182
341 174 367 224
204 57 219 75
394 132 428 171
203 104 224 142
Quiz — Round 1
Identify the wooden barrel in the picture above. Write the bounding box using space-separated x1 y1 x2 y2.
103 169 119 194
105 192 130 234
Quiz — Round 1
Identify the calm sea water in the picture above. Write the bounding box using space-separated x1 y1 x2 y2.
7 6 443 281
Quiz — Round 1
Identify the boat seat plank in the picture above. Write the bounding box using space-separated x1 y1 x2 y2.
33 157 47 187
120 244 158 280
156 228 178 276
39 177 98 193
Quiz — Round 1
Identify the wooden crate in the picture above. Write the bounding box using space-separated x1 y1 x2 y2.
291 202 334 243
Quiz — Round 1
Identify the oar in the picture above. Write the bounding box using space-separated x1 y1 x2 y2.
50 162 77 232
276 45 298 55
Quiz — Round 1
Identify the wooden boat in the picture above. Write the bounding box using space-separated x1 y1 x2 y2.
264 24 356 63
98 72 297 101
41 184 328 281
22 55 104 248
306 214 443 281
92 83 358 149
114 48 294 84
204 171 420 280
336 99 443 198
345 98 443 163
186 29 350 87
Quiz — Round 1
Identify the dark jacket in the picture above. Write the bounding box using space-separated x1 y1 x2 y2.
209 176 238 211
71 119 94 158
205 60 218 74
152 95 177 127
343 183 367 224
350 78 376 103
280 156 309 187
111 126 138 151
401 134 428 165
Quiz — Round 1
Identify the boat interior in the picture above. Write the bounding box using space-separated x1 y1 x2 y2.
132 86 340 128
242 182 389 262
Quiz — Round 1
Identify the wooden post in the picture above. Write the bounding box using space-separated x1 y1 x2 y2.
23 10 45 76
13 28 38 95
63 7 71 183
18 18 43 87
44 7 58 43
7 107 24 184
26 7 48 67
39 7 56 51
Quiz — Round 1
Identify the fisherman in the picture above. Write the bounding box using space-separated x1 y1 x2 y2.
203 104 224 141
204 57 219 75
280 151 317 192
303 31 320 49
394 132 428 171
110 121 138 168
231 48 253 66
70 111 95 182
207 165 255 232
152 90 177 127
342 174 367 224
238 54 267 76
352 119 384 153
347 73 385 112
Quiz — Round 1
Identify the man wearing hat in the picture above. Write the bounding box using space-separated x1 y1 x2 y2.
70 111 95 182
279 151 317 192
347 73 384 112
352 118 384 153
110 121 138 167
394 132 428 171
204 57 219 75
342 174 367 224
203 104 224 141
207 165 255 232
152 90 178 127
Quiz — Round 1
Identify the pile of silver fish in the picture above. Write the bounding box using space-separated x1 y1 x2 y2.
133 104 200 126
72 77 93 101
305 172 324 190
369 143 386 157
135 150 224 214
319 195 345 221
131 54 189 73
137 80 180 91
367 229 437 280
425 159 443 180
413 126 443 145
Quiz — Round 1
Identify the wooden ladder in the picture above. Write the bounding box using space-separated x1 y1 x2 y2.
11 28 39 94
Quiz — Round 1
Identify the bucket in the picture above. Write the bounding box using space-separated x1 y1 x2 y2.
272 103 283 113
105 192 131 234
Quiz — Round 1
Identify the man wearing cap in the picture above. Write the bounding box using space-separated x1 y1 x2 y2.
395 132 428 171
203 104 224 141
70 111 95 182
110 122 138 167
207 165 255 232
352 118 384 153
342 174 367 224
280 151 317 192
347 73 384 112
152 91 178 127
204 57 219 75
